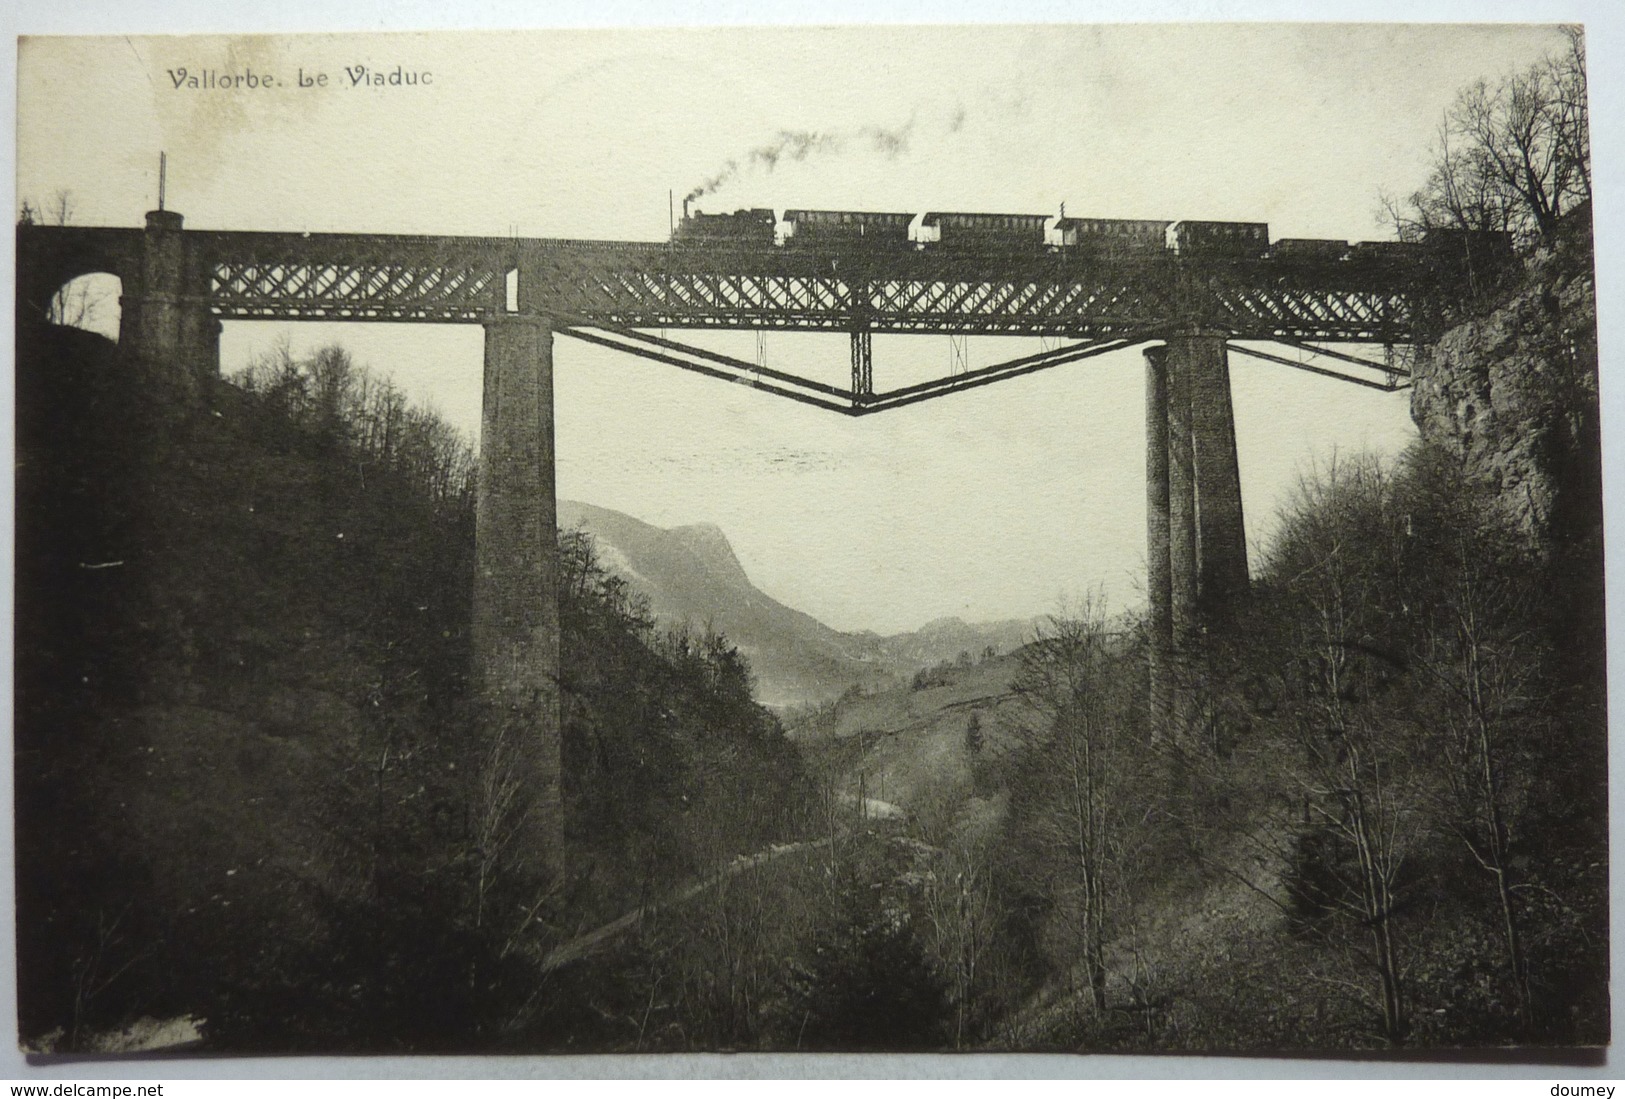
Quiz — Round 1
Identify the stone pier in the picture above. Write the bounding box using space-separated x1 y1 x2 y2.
119 210 220 395
1145 330 1248 743
473 311 564 878
1177 329 1249 625
1144 345 1173 737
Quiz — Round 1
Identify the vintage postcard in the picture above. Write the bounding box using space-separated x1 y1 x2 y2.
11 22 1608 1061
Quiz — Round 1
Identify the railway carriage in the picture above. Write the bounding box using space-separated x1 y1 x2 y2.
921 211 1050 251
1349 240 1426 263
1166 220 1271 258
1054 217 1171 255
1271 238 1352 261
782 209 915 248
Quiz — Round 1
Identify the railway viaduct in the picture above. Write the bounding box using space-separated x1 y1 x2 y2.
17 207 1455 875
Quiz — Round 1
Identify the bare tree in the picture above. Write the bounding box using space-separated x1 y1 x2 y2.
904 781 1005 1049
1008 594 1135 1014
1383 30 1590 245
1224 456 1427 1044
471 722 530 935
919 836 1000 1048
1412 544 1541 1027
30 189 114 333
1548 27 1591 203
232 343 476 511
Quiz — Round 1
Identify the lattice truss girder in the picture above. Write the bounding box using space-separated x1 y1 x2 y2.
546 274 1410 340
546 268 1187 336
191 233 1421 341
207 238 505 321
1207 285 1412 342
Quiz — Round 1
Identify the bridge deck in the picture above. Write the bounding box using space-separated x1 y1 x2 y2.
22 225 1426 343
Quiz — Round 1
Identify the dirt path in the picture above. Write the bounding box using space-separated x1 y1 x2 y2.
538 836 834 972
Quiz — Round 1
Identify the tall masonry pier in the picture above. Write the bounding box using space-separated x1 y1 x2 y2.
1144 331 1249 743
474 301 564 879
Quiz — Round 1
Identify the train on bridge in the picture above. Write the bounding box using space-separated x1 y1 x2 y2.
672 205 1513 268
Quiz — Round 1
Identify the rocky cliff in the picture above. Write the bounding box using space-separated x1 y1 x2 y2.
1409 213 1600 550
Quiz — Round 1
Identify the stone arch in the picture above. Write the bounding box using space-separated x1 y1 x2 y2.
47 271 123 341
15 226 141 327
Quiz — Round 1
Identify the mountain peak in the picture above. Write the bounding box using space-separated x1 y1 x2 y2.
668 522 750 587
556 500 1036 707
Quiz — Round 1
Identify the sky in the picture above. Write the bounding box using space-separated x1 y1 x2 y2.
14 21 1592 634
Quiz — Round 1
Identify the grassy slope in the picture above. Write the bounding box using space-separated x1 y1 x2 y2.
797 654 1021 814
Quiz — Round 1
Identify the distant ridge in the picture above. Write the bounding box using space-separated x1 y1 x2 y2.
557 500 1034 707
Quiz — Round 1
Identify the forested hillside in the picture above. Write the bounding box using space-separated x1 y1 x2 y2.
14 328 812 1051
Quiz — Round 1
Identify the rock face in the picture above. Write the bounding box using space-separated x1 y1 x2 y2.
1408 220 1600 549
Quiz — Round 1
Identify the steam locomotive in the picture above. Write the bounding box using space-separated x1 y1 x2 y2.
671 206 1511 267
670 206 777 244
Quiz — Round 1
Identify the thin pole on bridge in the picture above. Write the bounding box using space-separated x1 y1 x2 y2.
158 152 166 211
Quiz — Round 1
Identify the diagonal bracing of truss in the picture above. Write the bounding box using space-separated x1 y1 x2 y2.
554 316 1162 415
